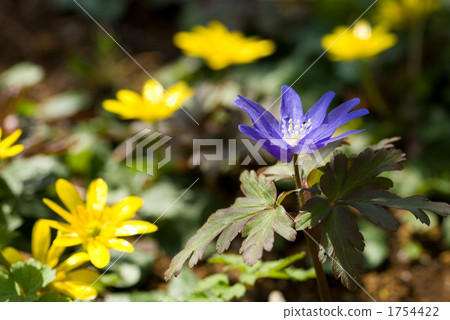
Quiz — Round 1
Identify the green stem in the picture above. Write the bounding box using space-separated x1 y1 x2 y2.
293 154 332 302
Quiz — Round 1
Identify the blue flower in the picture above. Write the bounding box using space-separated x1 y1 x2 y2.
234 86 369 162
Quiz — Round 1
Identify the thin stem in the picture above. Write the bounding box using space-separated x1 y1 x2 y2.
293 154 332 302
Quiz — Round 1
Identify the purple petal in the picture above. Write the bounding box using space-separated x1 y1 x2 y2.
323 98 360 125
304 91 335 128
290 139 321 154
234 96 281 138
239 125 293 162
280 86 303 125
310 108 369 141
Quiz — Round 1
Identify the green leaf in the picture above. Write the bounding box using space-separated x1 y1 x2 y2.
194 274 229 293
166 268 199 301
189 274 246 302
10 259 56 296
0 62 44 89
284 267 317 281
307 169 324 188
297 145 450 290
240 170 277 205
368 195 450 225
295 197 331 230
36 91 90 121
319 207 364 291
208 283 246 301
208 253 315 286
0 271 20 302
1 155 67 196
164 171 296 280
240 206 296 265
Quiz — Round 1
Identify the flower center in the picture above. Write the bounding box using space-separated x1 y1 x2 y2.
85 221 102 237
281 118 312 147
353 21 372 40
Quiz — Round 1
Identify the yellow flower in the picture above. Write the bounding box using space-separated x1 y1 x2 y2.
321 20 397 61
374 0 440 29
173 21 276 70
42 178 157 268
0 128 24 159
103 79 193 122
1 220 99 300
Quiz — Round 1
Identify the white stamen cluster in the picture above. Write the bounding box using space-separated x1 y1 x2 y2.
281 118 312 147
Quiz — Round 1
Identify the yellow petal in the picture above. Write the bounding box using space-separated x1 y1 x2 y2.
86 178 108 215
56 252 90 273
110 196 143 221
31 220 51 263
103 100 136 118
42 198 75 224
1 247 25 264
0 129 22 149
166 81 194 108
0 144 24 158
53 234 83 247
41 219 74 233
51 281 97 300
116 89 142 105
46 243 65 268
106 238 134 252
87 240 110 268
102 99 124 113
65 268 99 284
55 179 84 213
114 221 158 237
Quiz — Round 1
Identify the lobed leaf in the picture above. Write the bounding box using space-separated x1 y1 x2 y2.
0 271 20 302
240 206 296 266
319 207 364 291
208 252 314 285
164 171 296 280
10 259 56 297
297 145 449 290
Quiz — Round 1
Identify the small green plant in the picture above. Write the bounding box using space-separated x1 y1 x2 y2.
165 87 450 301
0 259 69 302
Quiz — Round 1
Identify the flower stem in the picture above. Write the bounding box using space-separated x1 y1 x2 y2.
293 154 332 302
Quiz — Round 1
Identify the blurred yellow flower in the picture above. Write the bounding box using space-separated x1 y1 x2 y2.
1 220 99 300
374 0 440 29
0 128 23 159
173 21 276 70
103 79 193 122
42 178 157 268
321 20 397 61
